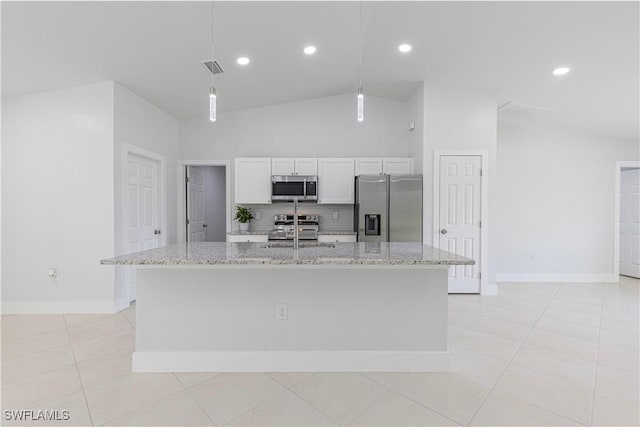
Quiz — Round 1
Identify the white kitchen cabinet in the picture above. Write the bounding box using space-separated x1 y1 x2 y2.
272 158 317 175
383 158 413 174
234 158 272 204
318 234 357 243
355 158 383 175
227 234 269 243
294 158 318 175
271 158 295 175
317 158 355 204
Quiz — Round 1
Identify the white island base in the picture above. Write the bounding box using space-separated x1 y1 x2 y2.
133 266 449 373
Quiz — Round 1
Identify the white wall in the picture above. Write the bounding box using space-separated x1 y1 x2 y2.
179 93 410 159
2 82 116 312
496 117 640 282
113 83 179 307
422 83 498 292
408 84 424 173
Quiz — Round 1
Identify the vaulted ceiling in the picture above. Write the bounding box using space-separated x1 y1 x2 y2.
2 1 638 140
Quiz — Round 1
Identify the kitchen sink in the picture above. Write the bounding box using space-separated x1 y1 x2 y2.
262 242 336 249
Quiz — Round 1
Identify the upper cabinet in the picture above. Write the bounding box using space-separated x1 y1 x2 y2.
294 158 318 175
271 158 318 175
271 158 295 175
383 158 413 174
355 158 383 175
235 158 272 204
317 158 355 204
234 157 413 205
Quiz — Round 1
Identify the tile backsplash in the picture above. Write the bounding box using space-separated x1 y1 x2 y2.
238 203 354 232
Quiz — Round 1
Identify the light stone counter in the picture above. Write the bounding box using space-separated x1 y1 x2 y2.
101 242 473 266
226 230 357 236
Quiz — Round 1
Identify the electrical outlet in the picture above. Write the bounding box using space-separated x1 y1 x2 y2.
275 303 288 320
332 211 339 220
255 212 261 220
48 268 58 280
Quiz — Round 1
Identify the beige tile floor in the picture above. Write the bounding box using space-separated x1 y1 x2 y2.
1 278 638 426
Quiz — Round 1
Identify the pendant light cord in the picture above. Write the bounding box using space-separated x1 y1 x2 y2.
358 0 363 88
210 0 215 87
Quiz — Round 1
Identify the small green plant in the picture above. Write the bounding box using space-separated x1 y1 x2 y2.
234 205 254 223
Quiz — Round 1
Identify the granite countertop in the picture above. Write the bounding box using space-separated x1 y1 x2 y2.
101 242 474 266
227 231 357 236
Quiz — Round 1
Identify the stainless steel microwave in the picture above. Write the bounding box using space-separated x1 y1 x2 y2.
271 175 318 201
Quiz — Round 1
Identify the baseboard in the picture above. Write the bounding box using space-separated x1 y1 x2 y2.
496 273 618 283
1 300 120 314
481 283 498 295
132 350 450 373
113 296 132 312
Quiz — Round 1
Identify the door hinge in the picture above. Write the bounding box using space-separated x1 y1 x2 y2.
479 169 483 177
479 272 482 279
479 220 482 228
186 218 190 225
186 176 190 183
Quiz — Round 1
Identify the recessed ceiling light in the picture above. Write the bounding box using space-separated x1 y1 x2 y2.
553 67 570 76
236 57 250 66
304 45 317 55
398 43 412 53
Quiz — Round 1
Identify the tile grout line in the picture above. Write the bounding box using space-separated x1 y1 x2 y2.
339 386 393 427
100 388 189 426
220 386 290 427
464 282 562 426
272 373 345 426
180 374 223 426
62 314 96 427
120 303 136 328
1 342 76 383
589 284 606 427
382 382 465 427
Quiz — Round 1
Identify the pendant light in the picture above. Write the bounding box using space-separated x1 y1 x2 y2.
208 1 217 122
356 0 364 122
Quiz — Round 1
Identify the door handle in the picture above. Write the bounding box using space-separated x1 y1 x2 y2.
154 230 162 235
203 224 208 228
440 229 447 235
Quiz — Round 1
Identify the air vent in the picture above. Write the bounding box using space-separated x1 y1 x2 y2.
498 101 552 120
202 60 224 75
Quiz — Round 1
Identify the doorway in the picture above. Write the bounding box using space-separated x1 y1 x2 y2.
178 160 231 243
618 166 640 279
122 147 165 303
433 150 488 294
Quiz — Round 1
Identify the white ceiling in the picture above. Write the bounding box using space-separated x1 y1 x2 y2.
2 1 638 140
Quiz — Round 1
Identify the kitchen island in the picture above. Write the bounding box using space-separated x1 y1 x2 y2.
102 242 473 373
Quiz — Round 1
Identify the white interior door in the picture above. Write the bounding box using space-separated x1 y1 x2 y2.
126 153 160 301
187 166 206 242
620 168 640 278
439 155 482 293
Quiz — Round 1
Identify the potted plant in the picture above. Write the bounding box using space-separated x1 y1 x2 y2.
234 205 254 232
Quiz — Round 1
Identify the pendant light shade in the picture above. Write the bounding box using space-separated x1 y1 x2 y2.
207 1 218 122
209 87 217 122
356 0 364 122
356 86 364 122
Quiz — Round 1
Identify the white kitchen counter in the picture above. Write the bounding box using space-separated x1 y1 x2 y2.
102 243 471 373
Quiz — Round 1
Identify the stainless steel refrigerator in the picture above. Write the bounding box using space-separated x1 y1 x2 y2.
355 174 423 242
